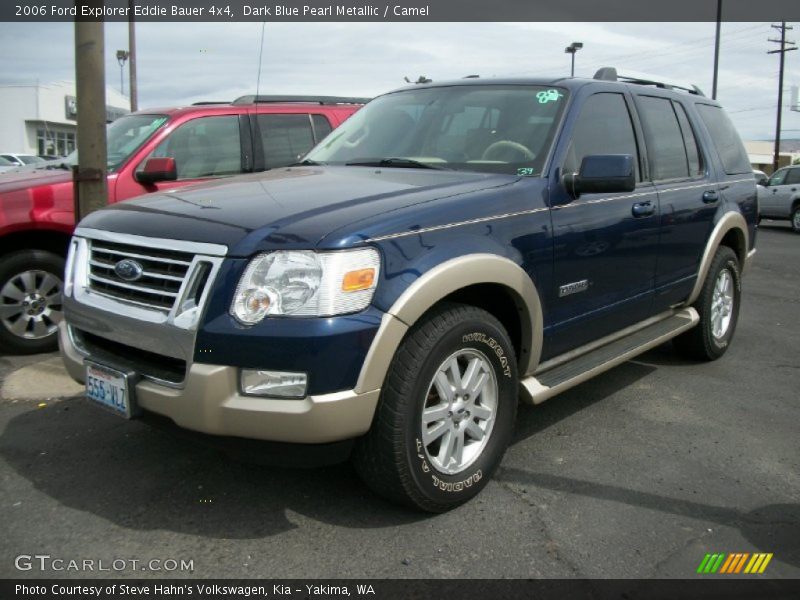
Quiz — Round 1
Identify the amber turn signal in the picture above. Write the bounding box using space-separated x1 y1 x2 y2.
342 268 376 292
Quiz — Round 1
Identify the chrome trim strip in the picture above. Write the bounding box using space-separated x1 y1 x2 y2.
365 178 754 242
90 246 193 266
366 207 549 242
75 227 228 257
89 259 186 282
88 273 180 298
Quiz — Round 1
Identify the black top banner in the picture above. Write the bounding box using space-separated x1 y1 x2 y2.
3 0 800 22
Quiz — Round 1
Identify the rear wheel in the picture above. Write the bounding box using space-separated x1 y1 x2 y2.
791 206 800 233
674 246 740 361
353 302 518 512
0 250 64 354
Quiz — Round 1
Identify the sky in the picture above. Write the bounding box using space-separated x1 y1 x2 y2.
0 21 798 140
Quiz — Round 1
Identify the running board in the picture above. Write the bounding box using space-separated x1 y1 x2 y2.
520 307 699 405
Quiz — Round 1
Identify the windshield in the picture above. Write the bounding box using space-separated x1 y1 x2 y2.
19 155 45 164
306 85 568 175
61 113 168 171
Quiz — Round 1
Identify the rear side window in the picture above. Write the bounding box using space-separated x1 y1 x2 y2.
257 114 315 168
785 168 800 185
674 103 704 177
564 92 640 180
695 104 751 175
637 96 691 181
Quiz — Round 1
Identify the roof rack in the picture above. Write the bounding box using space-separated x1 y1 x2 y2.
593 67 705 96
232 95 370 106
191 101 231 105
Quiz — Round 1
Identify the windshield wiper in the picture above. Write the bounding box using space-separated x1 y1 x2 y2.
346 157 449 170
290 158 326 166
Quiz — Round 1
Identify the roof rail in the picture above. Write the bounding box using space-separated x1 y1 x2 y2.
593 67 705 96
191 101 231 105
232 95 370 106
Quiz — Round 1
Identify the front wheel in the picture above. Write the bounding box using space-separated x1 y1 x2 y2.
353 302 518 512
0 250 65 355
674 246 741 361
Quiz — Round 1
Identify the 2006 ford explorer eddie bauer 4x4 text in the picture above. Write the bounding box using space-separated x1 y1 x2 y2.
60 69 757 511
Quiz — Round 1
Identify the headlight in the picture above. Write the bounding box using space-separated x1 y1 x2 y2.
231 248 380 323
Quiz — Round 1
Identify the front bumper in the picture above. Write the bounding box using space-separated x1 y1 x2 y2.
59 322 381 444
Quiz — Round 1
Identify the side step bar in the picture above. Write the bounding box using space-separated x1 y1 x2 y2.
520 307 699 405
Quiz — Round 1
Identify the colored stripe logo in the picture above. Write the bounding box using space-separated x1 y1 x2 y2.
697 553 773 574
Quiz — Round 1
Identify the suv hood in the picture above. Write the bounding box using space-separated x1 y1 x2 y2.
78 166 515 256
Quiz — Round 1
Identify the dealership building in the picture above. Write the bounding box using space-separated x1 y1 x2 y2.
0 81 130 158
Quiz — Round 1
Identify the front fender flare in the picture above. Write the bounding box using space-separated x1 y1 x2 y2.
355 253 543 394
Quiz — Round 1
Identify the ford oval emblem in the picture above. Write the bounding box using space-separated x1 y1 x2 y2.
114 259 144 282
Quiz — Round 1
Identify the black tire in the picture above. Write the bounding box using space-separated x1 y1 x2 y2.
791 206 800 233
674 246 741 361
0 249 65 355
353 302 518 512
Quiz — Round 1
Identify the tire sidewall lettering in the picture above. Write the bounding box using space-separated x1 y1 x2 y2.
406 318 517 503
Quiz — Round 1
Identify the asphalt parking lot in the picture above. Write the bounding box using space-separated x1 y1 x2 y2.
0 223 798 579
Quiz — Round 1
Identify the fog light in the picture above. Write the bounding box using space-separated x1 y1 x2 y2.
240 369 307 398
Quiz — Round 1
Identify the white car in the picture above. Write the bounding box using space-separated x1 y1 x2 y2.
0 153 47 167
758 165 800 232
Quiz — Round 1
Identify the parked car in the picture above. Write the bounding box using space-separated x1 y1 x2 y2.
60 69 757 511
0 153 47 167
757 165 800 232
0 95 366 354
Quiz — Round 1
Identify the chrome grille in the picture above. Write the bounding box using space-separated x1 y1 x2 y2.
88 241 194 311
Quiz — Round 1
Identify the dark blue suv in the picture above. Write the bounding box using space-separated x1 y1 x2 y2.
60 68 757 511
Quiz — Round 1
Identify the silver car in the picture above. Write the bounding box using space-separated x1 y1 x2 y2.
758 165 800 232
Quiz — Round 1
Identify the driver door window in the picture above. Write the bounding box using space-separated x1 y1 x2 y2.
144 115 242 180
563 93 640 180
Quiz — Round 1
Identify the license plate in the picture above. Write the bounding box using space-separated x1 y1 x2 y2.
85 362 137 418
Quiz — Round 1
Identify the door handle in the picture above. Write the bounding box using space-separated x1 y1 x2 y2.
632 201 655 217
702 190 719 203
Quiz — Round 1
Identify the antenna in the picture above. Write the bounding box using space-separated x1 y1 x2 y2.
255 22 266 99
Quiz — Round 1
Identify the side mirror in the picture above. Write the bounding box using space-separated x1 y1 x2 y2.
563 154 636 199
135 157 177 185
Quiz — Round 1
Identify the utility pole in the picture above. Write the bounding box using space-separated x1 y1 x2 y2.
128 1 138 112
768 22 797 173
73 18 108 218
711 0 722 99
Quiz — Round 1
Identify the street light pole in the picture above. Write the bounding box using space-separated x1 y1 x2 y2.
565 42 583 77
128 18 138 112
711 0 722 99
116 50 129 96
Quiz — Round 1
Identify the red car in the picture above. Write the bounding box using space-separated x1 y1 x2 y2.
0 95 366 353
